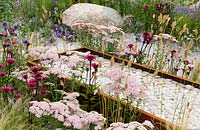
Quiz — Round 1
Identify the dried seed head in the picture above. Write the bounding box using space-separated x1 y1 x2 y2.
171 21 176 31
119 43 123 52
192 29 198 37
159 26 163 33
101 43 105 53
98 59 102 68
127 61 132 69
187 39 194 50
121 61 125 70
158 14 163 24
110 57 115 67
133 44 138 52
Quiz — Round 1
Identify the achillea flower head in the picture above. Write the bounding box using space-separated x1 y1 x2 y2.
27 80 37 87
85 54 96 61
1 86 13 92
6 57 15 64
0 72 6 77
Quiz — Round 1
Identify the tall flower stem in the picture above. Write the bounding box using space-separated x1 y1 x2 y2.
89 61 92 85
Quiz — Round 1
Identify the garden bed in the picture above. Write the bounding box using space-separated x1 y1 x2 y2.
69 47 200 88
27 59 174 130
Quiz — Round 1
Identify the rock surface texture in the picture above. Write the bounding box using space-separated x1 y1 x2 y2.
62 3 123 27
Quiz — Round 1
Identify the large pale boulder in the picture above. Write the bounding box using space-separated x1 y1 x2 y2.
62 3 123 27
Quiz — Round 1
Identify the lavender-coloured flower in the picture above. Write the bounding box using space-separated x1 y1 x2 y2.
54 7 58 11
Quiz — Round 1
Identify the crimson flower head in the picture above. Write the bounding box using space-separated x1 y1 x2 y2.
0 63 4 69
91 63 98 69
0 32 7 37
183 60 191 65
174 67 180 71
32 73 46 80
14 93 22 99
27 80 37 87
188 66 194 71
144 4 149 12
0 72 6 77
85 54 96 61
6 57 15 64
40 89 48 94
128 43 133 49
171 50 176 53
132 53 138 58
23 74 28 79
31 66 41 72
1 86 13 92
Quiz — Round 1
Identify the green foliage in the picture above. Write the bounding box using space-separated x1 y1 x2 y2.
0 98 30 130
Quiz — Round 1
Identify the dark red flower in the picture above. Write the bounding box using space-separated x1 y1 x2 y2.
0 64 4 68
31 66 41 72
32 73 46 80
0 32 7 37
6 58 15 64
27 80 37 87
132 53 138 58
188 66 194 71
0 72 6 77
91 63 98 69
14 93 22 98
23 74 28 79
128 43 133 49
40 89 48 94
183 60 191 65
171 50 176 53
1 86 13 92
144 4 149 12
85 54 96 61
174 67 180 71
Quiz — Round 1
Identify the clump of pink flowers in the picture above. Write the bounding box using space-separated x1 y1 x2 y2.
103 66 146 100
106 120 154 130
29 91 105 130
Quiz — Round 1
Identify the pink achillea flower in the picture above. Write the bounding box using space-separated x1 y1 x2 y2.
1 86 13 92
85 54 96 61
103 67 126 81
29 91 105 130
6 57 15 64
27 80 37 87
106 120 154 130
0 71 6 76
